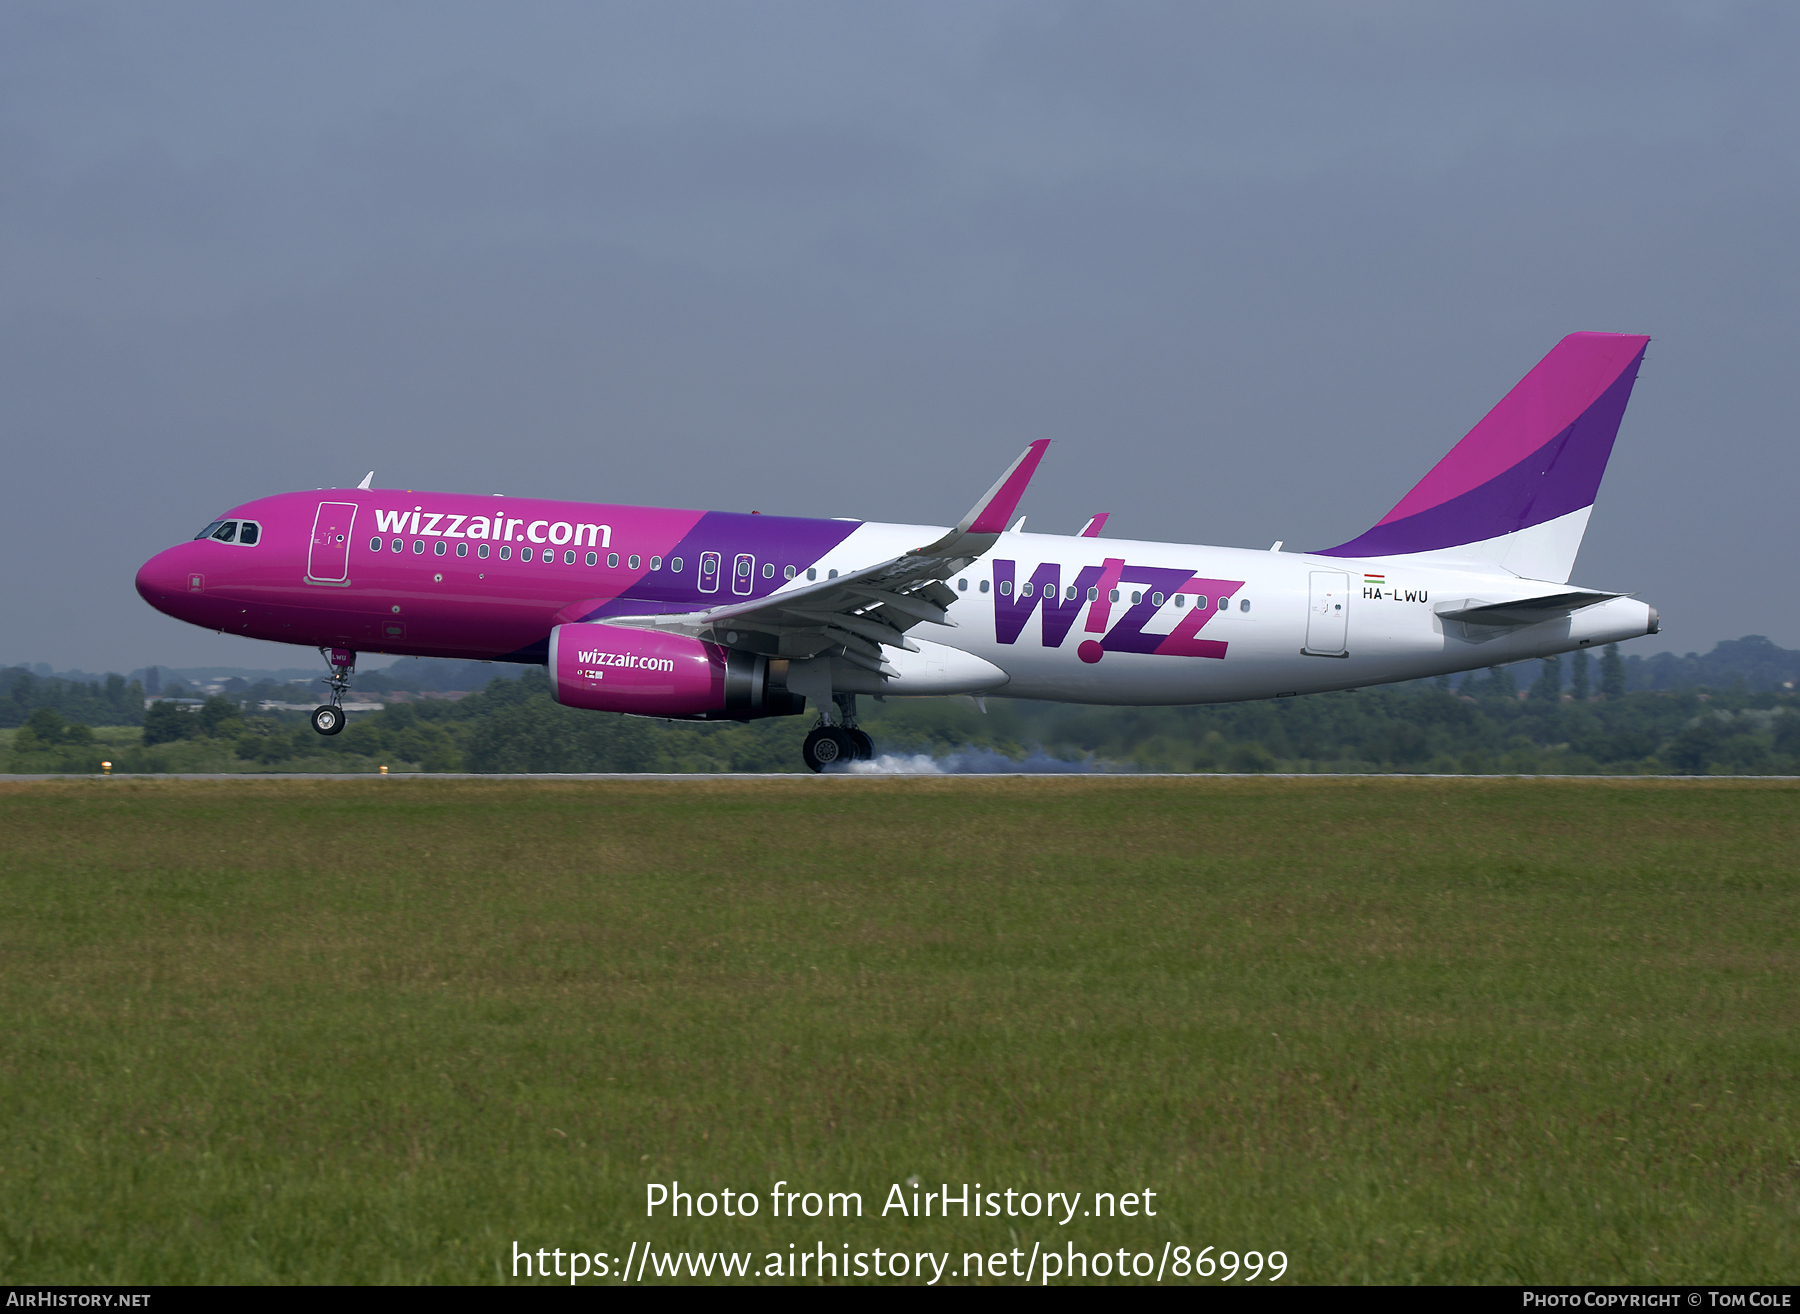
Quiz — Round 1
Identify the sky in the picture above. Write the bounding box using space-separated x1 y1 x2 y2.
3 1 1795 672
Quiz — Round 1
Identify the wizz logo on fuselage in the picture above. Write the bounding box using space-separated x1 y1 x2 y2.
992 559 1245 662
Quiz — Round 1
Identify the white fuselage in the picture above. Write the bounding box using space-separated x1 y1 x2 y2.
805 523 1652 703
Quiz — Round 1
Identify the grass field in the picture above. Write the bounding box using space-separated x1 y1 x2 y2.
0 777 1794 1285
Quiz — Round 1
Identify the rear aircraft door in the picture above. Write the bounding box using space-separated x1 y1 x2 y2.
698 551 721 593
307 501 357 583
732 553 755 596
1304 571 1349 656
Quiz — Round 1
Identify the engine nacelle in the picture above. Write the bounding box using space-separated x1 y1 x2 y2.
548 623 804 721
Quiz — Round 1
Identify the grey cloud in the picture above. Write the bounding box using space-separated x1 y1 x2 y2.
0 1 1793 668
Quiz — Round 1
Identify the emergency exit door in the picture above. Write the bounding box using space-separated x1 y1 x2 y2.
307 501 357 584
1303 571 1349 656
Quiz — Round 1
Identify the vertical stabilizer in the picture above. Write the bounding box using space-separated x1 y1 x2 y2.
1317 333 1649 582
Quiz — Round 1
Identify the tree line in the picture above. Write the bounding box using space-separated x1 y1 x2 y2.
7 639 1798 775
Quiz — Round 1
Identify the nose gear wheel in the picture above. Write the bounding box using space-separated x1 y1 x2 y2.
312 647 356 736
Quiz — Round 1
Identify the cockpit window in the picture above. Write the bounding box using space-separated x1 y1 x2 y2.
195 519 260 545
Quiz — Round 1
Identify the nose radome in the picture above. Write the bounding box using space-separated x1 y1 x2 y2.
136 545 191 611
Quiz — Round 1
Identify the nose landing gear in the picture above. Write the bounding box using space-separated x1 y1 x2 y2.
801 693 875 771
312 646 355 736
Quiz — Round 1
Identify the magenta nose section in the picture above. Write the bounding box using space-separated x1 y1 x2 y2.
136 544 197 617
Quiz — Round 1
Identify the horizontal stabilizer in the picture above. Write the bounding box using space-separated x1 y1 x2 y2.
1434 590 1623 628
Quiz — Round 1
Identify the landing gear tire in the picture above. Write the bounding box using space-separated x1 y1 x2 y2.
848 729 874 761
312 704 346 736
802 726 854 772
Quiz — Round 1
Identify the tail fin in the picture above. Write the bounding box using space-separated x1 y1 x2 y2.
1317 332 1650 582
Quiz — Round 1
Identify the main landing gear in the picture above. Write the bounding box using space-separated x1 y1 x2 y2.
312 646 355 736
802 694 875 772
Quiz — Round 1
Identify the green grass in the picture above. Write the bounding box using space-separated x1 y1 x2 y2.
0 778 1794 1284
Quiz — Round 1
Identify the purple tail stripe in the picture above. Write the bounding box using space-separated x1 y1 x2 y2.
1319 333 1648 558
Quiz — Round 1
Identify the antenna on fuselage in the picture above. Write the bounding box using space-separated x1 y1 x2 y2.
356 471 374 490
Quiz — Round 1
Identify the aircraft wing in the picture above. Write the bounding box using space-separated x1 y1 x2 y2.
598 440 1050 674
1433 590 1625 628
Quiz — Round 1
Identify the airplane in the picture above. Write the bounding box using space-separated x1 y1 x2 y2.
136 332 1660 771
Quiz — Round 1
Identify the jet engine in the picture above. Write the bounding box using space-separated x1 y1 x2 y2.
548 623 804 721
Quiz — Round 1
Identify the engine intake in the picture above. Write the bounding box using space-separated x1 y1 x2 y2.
549 623 804 721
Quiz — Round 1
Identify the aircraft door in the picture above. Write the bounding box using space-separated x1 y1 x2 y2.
732 553 755 596
307 501 357 583
698 551 721 593
1304 571 1350 656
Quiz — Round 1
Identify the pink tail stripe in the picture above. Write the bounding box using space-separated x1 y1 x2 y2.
1377 332 1650 525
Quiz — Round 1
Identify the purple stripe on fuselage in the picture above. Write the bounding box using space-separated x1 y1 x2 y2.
1318 353 1641 559
553 511 862 623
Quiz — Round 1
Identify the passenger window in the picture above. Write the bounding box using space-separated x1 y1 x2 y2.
762 562 775 578
784 565 796 579
828 569 838 579
1218 596 1229 609
629 554 641 569
958 579 968 592
434 541 446 556
671 557 683 572
1021 583 1034 598
500 546 511 561
1152 592 1164 606
608 552 619 568
651 556 663 570
369 536 381 552
737 558 751 577
979 579 990 594
478 543 490 559
807 568 816 581
412 540 425 554
457 542 468 557
999 580 1013 596
1131 591 1141 604
521 547 533 562
1195 595 1208 609
564 550 576 565
194 521 224 540
1087 586 1098 601
1109 589 1119 602
1173 594 1184 608
586 551 598 566
1240 598 1250 612
212 522 237 543
238 522 260 545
